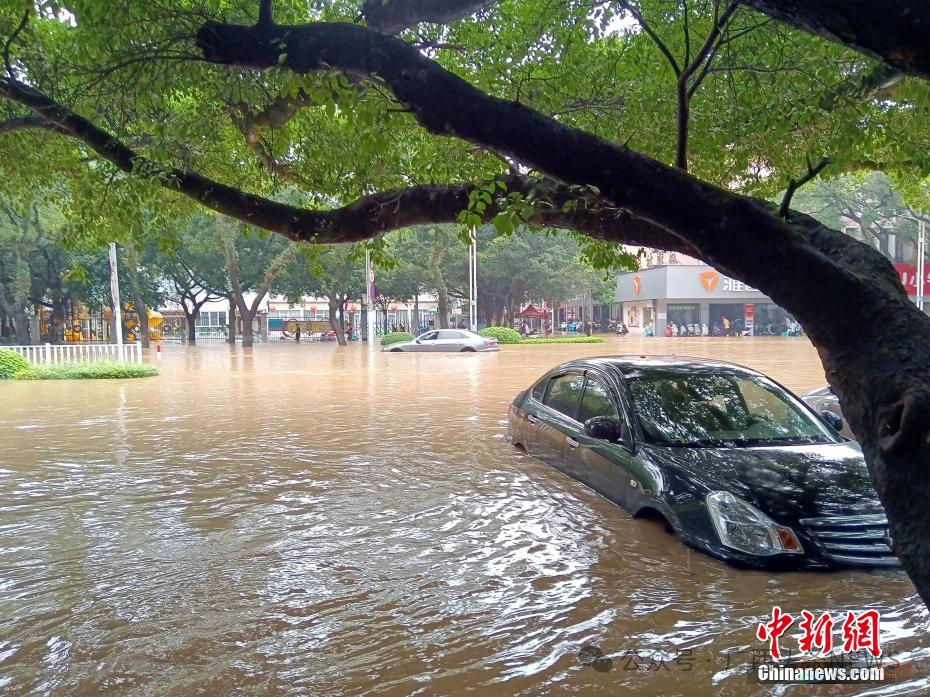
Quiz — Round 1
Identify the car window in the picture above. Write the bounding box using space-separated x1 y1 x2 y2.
543 373 585 419
438 331 462 339
420 331 439 341
627 371 837 447
531 377 547 401
578 376 619 423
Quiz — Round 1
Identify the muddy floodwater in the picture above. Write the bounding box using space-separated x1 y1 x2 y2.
1 336 927 696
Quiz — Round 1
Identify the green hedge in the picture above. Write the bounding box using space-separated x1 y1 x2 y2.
380 331 415 346
478 326 523 344
520 337 606 344
13 361 160 380
0 349 30 379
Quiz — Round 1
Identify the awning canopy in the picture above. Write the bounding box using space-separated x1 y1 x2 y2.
513 304 549 319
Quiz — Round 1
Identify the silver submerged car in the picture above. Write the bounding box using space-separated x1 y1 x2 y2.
802 386 853 438
383 329 499 352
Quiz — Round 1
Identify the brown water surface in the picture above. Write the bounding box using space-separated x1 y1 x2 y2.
0 336 926 696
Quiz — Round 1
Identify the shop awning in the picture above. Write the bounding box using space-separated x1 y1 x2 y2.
513 304 549 319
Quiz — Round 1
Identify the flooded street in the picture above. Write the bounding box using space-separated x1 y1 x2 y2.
1 336 927 696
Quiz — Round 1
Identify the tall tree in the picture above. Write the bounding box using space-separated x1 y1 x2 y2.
153 219 227 344
295 244 365 345
222 222 299 347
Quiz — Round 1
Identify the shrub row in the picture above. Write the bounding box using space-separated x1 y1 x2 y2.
0 351 160 380
380 331 415 346
0 349 30 379
476 328 606 345
478 326 523 344
519 337 606 344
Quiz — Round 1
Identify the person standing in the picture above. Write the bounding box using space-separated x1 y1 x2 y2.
294 323 301 342
722 316 731 336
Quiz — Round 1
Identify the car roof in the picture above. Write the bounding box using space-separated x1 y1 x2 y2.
553 355 765 379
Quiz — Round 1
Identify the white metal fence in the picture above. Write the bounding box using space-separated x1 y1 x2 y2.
2 342 142 365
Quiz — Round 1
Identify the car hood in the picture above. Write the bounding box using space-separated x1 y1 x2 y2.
640 441 884 523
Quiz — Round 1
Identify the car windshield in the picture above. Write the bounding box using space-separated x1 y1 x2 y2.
627 371 838 447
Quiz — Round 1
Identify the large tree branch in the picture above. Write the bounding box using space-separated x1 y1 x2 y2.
743 0 930 80
0 80 684 253
675 1 740 169
0 114 68 135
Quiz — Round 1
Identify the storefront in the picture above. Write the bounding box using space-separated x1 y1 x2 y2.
615 265 793 335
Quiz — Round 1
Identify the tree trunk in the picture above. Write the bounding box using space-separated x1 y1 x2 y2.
13 307 29 344
437 282 449 329
51 297 66 343
184 306 198 344
328 296 347 346
0 290 30 344
124 243 150 348
413 287 420 331
227 296 237 344
240 307 255 347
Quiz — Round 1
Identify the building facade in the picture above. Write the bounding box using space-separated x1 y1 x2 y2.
615 264 794 335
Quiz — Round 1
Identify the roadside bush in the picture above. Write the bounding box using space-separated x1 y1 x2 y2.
478 326 522 344
381 331 414 346
0 349 30 379
13 361 160 380
520 337 606 344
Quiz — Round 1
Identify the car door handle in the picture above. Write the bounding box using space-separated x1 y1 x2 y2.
566 437 580 448
527 414 539 424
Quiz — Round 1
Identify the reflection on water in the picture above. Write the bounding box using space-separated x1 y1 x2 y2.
0 336 927 696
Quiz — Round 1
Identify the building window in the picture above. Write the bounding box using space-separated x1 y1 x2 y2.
196 311 227 327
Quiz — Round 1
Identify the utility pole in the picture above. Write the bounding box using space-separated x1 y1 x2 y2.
918 219 926 311
108 243 124 362
468 227 478 331
364 247 376 342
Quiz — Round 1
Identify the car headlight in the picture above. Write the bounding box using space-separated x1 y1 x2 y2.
705 491 803 556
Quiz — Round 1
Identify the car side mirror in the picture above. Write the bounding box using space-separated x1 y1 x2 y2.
584 416 624 442
820 410 843 432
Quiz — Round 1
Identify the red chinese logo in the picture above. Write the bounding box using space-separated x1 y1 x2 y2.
757 606 795 659
842 610 882 657
799 610 834 656
756 608 882 659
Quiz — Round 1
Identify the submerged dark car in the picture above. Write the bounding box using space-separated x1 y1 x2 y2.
508 356 899 570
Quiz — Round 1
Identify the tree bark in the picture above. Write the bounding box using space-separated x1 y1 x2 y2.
240 308 255 347
124 243 150 349
227 296 237 344
12 306 29 344
183 306 197 344
328 296 347 346
742 0 930 81
437 282 449 329
0 288 30 344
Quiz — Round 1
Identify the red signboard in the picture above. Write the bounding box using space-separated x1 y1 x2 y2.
744 303 755 337
893 263 930 296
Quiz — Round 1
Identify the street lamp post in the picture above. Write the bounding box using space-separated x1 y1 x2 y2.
468 228 478 331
